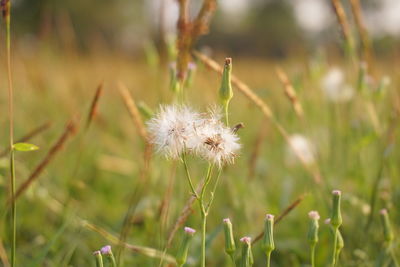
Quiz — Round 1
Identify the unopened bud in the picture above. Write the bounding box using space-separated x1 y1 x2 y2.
307 211 320 245
176 227 196 266
239 236 252 267
262 214 275 255
223 218 236 256
219 58 233 105
331 190 342 228
93 251 104 267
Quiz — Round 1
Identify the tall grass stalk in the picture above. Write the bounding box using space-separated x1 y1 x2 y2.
4 1 16 265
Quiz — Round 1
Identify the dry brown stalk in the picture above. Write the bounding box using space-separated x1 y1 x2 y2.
252 194 306 244
176 0 217 82
276 67 304 119
118 82 149 142
0 121 52 158
349 0 372 65
9 119 77 203
194 51 322 183
0 239 9 267
86 82 104 129
331 0 354 50
248 120 268 180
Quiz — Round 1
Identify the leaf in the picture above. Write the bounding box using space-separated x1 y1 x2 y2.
13 143 39 152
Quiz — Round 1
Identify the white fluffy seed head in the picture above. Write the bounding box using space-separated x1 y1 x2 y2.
287 134 315 166
321 67 354 103
147 105 202 159
194 109 241 167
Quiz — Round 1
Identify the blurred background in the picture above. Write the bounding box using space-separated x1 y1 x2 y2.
8 0 400 58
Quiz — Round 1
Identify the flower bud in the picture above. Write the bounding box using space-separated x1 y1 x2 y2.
219 58 233 105
223 218 236 256
93 251 104 267
331 190 342 228
100 245 116 267
380 209 394 242
239 236 252 267
262 214 275 255
176 227 196 266
307 211 320 245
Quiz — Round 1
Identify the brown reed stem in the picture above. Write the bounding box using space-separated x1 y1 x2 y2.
8 119 77 204
330 0 354 57
86 82 104 129
349 0 372 64
118 82 149 142
248 119 268 180
252 194 306 244
276 67 304 119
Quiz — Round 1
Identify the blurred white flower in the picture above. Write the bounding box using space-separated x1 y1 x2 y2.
365 0 400 38
147 105 202 159
321 67 354 103
292 0 332 33
286 134 315 166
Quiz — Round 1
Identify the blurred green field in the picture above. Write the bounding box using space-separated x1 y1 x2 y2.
1 1 400 266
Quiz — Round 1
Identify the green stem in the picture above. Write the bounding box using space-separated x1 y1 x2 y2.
205 169 222 214
5 2 16 266
181 153 199 199
10 150 16 267
266 251 271 267
230 254 236 266
199 163 214 267
224 103 229 126
332 228 338 267
310 244 316 267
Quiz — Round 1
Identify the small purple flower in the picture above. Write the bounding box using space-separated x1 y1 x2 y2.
100 245 112 255
332 190 341 196
184 226 196 235
308 211 320 220
223 218 231 224
324 218 331 225
265 214 274 221
240 236 251 244
380 209 388 215
93 250 101 256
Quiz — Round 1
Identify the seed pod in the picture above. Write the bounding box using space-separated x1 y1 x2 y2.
331 190 342 228
262 214 275 255
223 218 236 257
176 227 196 266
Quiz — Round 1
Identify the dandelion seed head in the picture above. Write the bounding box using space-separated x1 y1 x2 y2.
147 105 202 159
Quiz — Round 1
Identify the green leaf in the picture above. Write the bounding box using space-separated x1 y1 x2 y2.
13 143 39 152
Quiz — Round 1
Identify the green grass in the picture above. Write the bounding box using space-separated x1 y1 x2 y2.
0 41 399 266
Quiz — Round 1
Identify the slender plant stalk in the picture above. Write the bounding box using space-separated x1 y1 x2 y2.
310 244 316 267
4 1 16 265
181 152 199 199
266 251 271 267
331 229 338 266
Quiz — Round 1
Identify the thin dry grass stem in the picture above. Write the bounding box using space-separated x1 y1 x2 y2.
252 194 306 244
0 121 52 158
118 82 149 142
166 182 203 249
9 119 78 204
276 67 304 119
0 240 9 267
176 0 216 82
158 162 178 226
349 0 372 65
86 82 104 129
194 51 322 184
330 0 354 51
248 120 268 180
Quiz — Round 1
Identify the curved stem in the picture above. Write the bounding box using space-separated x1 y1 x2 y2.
331 228 338 267
206 168 222 214
181 153 199 199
